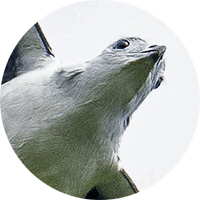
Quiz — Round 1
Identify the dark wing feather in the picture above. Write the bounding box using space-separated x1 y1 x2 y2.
2 22 54 84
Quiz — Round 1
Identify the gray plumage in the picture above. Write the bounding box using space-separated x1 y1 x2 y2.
1 23 166 199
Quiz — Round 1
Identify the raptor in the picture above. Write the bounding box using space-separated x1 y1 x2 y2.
1 23 166 199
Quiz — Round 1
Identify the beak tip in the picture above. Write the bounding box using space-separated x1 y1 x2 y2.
159 45 166 56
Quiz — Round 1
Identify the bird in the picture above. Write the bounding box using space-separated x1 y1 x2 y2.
1 22 166 199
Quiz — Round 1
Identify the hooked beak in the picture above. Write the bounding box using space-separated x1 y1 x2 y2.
142 45 166 90
142 45 166 63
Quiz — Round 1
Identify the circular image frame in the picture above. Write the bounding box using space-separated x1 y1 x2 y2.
1 0 199 199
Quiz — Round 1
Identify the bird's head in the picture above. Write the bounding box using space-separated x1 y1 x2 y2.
77 37 166 115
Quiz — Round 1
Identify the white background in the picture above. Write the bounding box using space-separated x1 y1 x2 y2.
0 0 200 200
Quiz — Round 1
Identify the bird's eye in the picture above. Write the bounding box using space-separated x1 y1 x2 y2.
113 39 130 49
154 77 163 89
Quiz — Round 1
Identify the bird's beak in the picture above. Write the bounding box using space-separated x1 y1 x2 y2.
141 45 166 63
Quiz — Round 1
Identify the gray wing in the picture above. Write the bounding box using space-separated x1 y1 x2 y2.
2 22 54 84
85 168 139 199
120 168 139 193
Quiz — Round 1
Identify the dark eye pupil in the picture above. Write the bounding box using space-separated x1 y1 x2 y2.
114 39 129 49
154 77 163 89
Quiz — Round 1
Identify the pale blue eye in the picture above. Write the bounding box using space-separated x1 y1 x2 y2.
154 77 163 89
